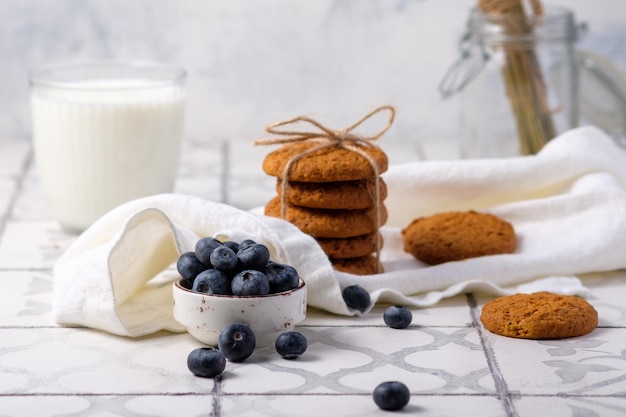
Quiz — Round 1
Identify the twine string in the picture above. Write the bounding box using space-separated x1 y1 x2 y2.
257 105 396 146
255 105 396 273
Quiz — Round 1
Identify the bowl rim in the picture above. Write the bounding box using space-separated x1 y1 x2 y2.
173 277 306 299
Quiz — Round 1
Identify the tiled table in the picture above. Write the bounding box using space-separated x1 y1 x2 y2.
1 137 625 417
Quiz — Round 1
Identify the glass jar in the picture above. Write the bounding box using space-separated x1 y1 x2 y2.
440 6 626 158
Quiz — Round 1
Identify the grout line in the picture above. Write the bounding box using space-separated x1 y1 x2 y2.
219 392 501 398
299 323 473 328
467 293 519 417
211 374 223 417
0 147 33 237
0 392 623 398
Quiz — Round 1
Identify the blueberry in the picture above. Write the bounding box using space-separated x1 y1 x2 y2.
238 239 256 250
187 347 226 378
237 243 270 270
223 241 240 253
176 252 207 286
195 237 223 266
209 246 238 275
264 262 300 293
218 323 256 362
275 331 307 359
192 269 231 295
231 270 270 296
342 285 371 313
383 306 413 329
372 381 410 411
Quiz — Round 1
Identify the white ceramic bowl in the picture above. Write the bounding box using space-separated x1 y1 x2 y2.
172 278 307 347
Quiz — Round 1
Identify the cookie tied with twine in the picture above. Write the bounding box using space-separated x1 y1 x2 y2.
256 105 395 274
257 106 393 182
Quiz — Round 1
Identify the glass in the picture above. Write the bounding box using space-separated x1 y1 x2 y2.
30 61 186 233
440 6 626 158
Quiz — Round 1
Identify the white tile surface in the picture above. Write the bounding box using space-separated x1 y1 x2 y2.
488 328 626 397
221 394 507 417
0 131 625 416
514 396 626 417
0 395 215 417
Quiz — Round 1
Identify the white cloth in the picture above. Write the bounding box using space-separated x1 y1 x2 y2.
53 126 626 337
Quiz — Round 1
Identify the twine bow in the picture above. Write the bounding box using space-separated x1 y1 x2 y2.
255 105 395 147
255 105 396 274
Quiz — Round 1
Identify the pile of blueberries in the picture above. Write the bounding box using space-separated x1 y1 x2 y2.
178 238 308 369
178 237 413 412
177 237 300 296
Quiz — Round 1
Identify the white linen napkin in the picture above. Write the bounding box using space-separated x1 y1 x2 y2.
53 126 626 337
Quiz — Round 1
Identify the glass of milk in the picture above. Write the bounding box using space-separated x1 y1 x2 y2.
29 61 186 233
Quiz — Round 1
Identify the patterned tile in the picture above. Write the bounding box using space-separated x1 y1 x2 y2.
221 394 506 417
582 270 626 328
11 174 52 221
1 109 625 416
220 326 494 395
0 395 214 417
514 396 626 417
0 220 74 269
400 295 475 327
0 329 213 395
485 328 626 396
304 294 474 327
334 326 494 395
0 270 55 327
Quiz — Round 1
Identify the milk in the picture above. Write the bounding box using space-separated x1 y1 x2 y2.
31 77 186 232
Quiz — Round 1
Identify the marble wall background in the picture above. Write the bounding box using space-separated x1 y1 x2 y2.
1 0 625 157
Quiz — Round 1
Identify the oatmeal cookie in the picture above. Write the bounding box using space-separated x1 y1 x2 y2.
330 254 383 275
480 292 598 339
402 211 516 265
262 142 388 182
277 178 387 210
265 196 388 238
316 232 383 259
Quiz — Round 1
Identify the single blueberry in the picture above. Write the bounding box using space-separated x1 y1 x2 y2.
238 239 256 250
237 243 270 270
342 285 371 313
223 240 240 253
218 323 256 362
383 306 413 329
192 269 231 295
209 246 238 275
264 262 300 293
372 381 410 411
195 237 223 266
275 331 308 359
187 347 226 378
231 270 270 296
176 252 207 286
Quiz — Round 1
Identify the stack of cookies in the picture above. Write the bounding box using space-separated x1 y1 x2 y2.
262 141 388 275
